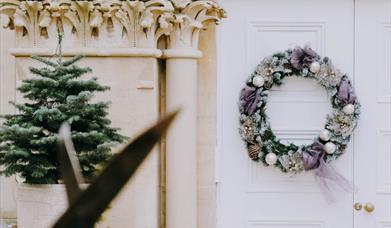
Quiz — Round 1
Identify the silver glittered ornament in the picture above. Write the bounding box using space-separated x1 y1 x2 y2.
315 61 343 87
310 61 321 73
319 129 331 141
255 58 274 83
342 104 355 115
239 116 257 142
324 142 336 154
279 152 304 175
328 112 355 137
252 76 265 87
265 152 278 165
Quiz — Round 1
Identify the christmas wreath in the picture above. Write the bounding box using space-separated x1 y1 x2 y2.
238 45 360 178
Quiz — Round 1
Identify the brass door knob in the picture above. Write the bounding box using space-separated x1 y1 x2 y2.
354 203 362 211
364 203 375 213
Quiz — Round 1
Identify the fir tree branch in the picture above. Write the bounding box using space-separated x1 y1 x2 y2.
31 56 59 67
61 55 84 67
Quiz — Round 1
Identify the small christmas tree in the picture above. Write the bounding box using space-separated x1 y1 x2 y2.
0 35 125 184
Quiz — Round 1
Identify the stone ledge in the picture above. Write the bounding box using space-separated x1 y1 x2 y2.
10 48 162 57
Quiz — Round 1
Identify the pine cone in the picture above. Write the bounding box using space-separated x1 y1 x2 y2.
248 144 261 160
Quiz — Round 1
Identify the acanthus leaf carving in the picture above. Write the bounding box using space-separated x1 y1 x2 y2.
0 0 225 52
170 0 191 9
90 9 104 28
38 9 51 28
166 0 226 50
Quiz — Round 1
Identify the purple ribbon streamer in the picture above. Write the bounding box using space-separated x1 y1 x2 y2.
337 77 356 105
303 141 355 203
239 86 262 115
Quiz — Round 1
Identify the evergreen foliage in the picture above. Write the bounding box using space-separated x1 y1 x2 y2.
0 46 125 184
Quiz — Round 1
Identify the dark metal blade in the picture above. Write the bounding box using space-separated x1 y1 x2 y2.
57 123 84 205
53 111 178 228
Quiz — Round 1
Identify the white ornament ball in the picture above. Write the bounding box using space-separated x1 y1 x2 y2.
324 142 336 154
265 152 278 165
343 104 355 115
319 129 331 142
252 76 265 87
310 62 321 73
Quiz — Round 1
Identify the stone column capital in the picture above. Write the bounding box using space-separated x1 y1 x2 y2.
162 0 225 58
0 0 225 57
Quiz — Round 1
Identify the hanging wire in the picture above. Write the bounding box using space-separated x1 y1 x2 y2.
54 27 64 64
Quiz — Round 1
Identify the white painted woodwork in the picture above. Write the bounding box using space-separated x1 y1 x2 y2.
217 0 390 227
354 0 391 227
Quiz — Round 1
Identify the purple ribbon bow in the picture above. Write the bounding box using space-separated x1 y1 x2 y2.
290 45 318 70
239 86 262 115
337 77 356 105
302 141 324 170
303 141 354 202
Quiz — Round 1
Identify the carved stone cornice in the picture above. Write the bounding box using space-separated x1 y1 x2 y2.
0 0 225 57
163 0 225 58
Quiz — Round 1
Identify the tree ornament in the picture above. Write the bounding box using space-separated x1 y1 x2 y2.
265 152 278 165
324 142 336 154
329 112 355 137
319 129 331 141
238 45 360 177
310 61 321 73
342 104 355 115
252 75 265 87
248 144 261 160
279 152 305 174
239 116 257 142
315 60 343 87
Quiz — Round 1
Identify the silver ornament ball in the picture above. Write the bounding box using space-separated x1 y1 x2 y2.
324 142 336 154
343 104 355 115
265 152 278 165
252 76 265 87
310 61 321 73
319 129 331 141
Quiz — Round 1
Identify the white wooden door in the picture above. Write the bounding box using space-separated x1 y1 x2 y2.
217 0 391 228
354 0 391 227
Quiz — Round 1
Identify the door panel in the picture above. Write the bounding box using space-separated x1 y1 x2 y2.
218 0 355 227
354 0 391 227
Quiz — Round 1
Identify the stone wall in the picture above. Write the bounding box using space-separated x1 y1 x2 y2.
0 15 17 220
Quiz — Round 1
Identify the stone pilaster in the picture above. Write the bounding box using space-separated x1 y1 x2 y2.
162 1 224 228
